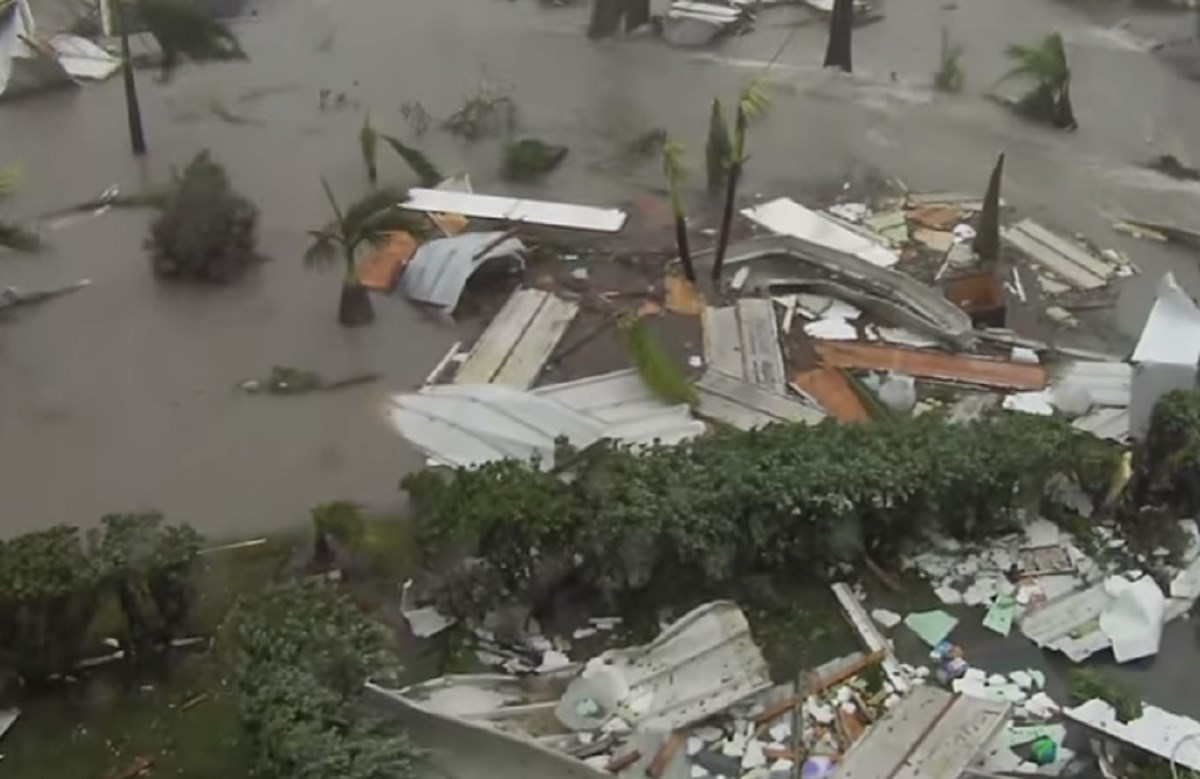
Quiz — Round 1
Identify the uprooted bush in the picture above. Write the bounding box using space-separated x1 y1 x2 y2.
404 411 1118 622
147 150 259 283
233 579 415 779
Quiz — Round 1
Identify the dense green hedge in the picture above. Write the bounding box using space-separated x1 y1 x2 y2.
0 513 201 685
232 579 415 779
404 412 1118 620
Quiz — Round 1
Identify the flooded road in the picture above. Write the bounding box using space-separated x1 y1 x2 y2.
3 0 1200 540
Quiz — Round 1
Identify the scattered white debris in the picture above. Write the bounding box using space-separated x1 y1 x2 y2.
1099 575 1166 662
870 608 902 629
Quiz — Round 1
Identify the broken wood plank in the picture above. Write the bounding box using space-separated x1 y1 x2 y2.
791 369 870 422
1002 220 1108 290
830 582 907 690
702 306 744 378
455 289 547 384
814 341 1047 391
737 298 787 393
695 370 824 429
455 289 577 388
492 293 578 388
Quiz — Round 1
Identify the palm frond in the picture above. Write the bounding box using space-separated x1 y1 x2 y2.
381 135 443 188
738 77 771 123
705 99 732 195
358 209 426 244
339 186 406 240
360 113 379 187
303 229 339 270
661 138 689 216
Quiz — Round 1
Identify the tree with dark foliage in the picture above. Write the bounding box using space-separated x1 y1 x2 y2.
147 151 259 283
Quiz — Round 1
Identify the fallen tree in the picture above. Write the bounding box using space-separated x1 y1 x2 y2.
404 411 1119 623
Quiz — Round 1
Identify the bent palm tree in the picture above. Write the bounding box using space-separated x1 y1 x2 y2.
1000 32 1077 130
304 183 419 327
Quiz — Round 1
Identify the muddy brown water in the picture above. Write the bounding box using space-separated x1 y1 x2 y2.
4 0 1200 646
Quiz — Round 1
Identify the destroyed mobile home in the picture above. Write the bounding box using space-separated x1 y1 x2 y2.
360 151 1200 778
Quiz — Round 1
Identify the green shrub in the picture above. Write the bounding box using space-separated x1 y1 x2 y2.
404 411 1116 620
233 579 414 779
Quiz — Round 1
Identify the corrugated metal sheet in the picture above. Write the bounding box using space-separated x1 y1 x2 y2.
391 374 704 468
710 236 974 347
401 189 628 233
835 687 1010 779
1054 361 1132 407
401 232 525 311
695 370 824 430
48 33 119 80
388 384 603 468
1065 700 1200 773
454 289 578 389
556 601 772 732
1132 271 1200 366
702 300 787 393
815 342 1048 391
1073 406 1130 442
742 198 899 268
534 369 706 446
1002 219 1110 290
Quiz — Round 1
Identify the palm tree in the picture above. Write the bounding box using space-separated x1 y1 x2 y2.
359 113 444 188
705 99 732 196
823 0 853 73
0 165 40 252
1000 32 1077 130
661 138 695 282
112 0 246 155
711 79 770 283
304 182 419 327
113 0 146 155
973 152 1005 263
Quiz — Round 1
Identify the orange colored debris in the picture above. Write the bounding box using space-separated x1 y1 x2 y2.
359 231 416 291
430 212 469 236
792 367 869 422
664 273 705 316
908 205 963 231
814 341 1047 391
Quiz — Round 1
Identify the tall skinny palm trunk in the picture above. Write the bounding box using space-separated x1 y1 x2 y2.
711 105 747 284
973 152 1004 263
116 0 147 155
823 0 853 73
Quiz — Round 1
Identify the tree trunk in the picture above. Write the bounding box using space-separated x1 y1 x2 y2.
712 107 747 284
338 282 375 327
674 216 695 282
711 159 742 284
705 100 732 197
116 0 146 155
973 152 1004 263
823 0 853 73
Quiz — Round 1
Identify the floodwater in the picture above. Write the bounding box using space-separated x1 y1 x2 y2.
3 0 1200 542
